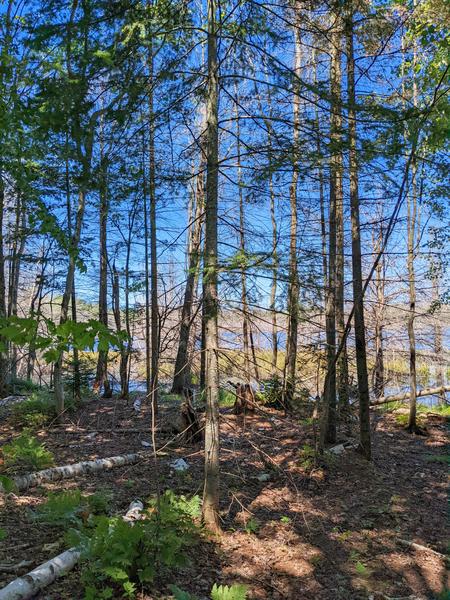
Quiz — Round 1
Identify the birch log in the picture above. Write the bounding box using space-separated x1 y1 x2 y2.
0 549 81 600
1 452 145 492
370 385 450 407
0 500 144 600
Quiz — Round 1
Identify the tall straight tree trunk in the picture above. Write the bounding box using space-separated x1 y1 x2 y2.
112 264 129 399
7 192 26 382
0 4 13 396
71 280 81 401
202 0 220 533
284 15 301 406
332 16 349 413
346 2 371 459
407 167 418 431
433 282 445 405
94 124 111 398
234 89 251 382
0 174 8 397
147 35 159 415
313 50 328 297
407 25 419 432
54 185 88 420
258 87 278 375
172 161 204 393
269 167 278 375
64 139 81 401
27 245 47 381
373 221 385 398
143 134 151 397
200 274 206 392
321 13 343 445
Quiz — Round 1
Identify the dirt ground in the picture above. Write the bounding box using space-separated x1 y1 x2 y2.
0 395 448 600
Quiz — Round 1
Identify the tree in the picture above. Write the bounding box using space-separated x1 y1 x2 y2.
346 0 371 459
202 0 221 533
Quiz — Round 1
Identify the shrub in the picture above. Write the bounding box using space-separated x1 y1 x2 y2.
298 443 317 469
219 388 236 407
1 431 54 471
10 390 56 429
8 377 40 394
71 490 201 599
259 376 284 408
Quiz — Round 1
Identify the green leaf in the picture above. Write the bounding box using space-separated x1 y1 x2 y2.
168 585 195 600
211 583 248 600
0 475 16 493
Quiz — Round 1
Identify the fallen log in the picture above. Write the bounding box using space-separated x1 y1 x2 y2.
398 538 449 563
370 385 450 407
0 500 144 600
0 396 26 409
0 548 80 600
0 452 146 493
46 428 151 434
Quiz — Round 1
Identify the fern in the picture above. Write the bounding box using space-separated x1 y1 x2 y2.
169 583 248 600
1 431 54 471
211 584 248 600
74 491 202 598
169 585 196 600
34 489 111 528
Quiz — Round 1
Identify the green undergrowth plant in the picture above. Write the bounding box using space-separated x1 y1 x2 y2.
10 390 57 429
259 375 283 407
1 431 54 471
11 389 79 429
243 517 259 535
8 377 40 394
169 583 248 600
70 490 201 599
394 412 427 427
298 443 317 469
33 489 112 528
219 388 236 407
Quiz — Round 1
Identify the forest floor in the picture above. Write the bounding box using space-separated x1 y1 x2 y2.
0 394 448 600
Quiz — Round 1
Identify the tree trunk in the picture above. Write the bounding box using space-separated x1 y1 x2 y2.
71 280 81 401
172 164 204 394
27 247 47 382
112 263 129 400
54 186 88 421
407 30 419 433
0 174 7 397
235 94 252 383
373 222 385 398
269 164 278 375
346 3 371 459
148 36 159 415
284 14 301 406
333 18 349 413
94 125 111 398
321 15 342 446
432 279 445 404
202 0 221 533
407 168 418 431
143 135 152 399
7 191 26 383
